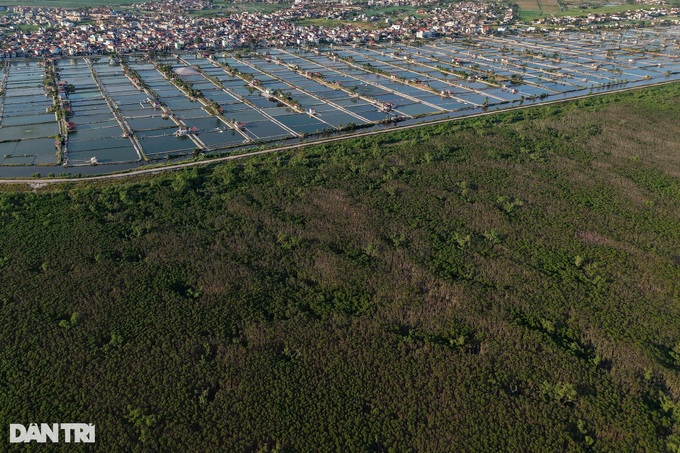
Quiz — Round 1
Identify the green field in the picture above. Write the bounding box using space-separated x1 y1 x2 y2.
557 3 678 17
294 17 383 31
517 0 680 21
0 23 39 32
1 83 679 450
213 1 290 14
516 0 562 21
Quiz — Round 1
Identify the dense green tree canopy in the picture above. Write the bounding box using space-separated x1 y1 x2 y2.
1 83 679 451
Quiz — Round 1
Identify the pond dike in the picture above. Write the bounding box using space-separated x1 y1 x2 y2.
85 58 147 162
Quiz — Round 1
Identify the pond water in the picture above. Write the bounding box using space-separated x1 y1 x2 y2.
0 123 58 141
68 136 131 152
275 113 327 129
2 26 680 175
186 116 230 131
68 146 138 164
127 117 172 131
2 113 56 127
139 135 196 154
198 131 247 149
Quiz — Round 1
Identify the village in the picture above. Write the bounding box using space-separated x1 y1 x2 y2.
0 0 515 57
0 0 679 58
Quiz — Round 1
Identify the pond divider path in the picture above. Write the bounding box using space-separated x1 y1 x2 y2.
484 36 613 73
85 58 147 162
0 62 9 127
339 47 464 101
470 37 598 86
247 52 372 125
277 48 424 117
482 35 655 83
306 49 446 113
221 56 306 115
228 55 340 130
144 58 209 151
123 60 250 151
123 63 208 150
199 56 302 139
359 45 501 104
420 41 578 91
45 59 67 165
269 51 412 119
165 56 250 143
394 42 560 96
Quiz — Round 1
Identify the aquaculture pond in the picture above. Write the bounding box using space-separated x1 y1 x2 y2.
1 25 679 176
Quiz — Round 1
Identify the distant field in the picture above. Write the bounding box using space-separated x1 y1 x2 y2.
0 23 39 31
294 18 382 31
516 0 564 21
214 1 290 14
366 5 420 15
516 0 542 21
517 0 680 21
540 0 563 13
557 3 676 16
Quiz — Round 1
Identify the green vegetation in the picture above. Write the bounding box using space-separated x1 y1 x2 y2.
518 0 680 22
1 83 680 450
294 18 383 31
556 3 674 17
519 8 545 22
204 1 290 15
365 4 423 17
0 22 38 32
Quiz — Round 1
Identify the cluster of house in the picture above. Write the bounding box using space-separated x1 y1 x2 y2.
0 0 514 57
